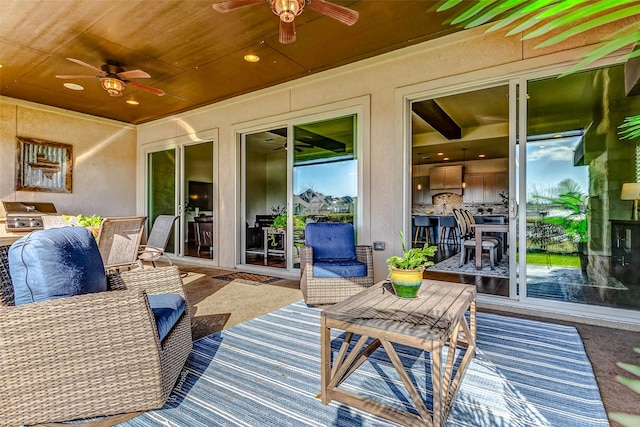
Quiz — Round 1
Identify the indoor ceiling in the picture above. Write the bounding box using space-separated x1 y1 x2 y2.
0 0 467 125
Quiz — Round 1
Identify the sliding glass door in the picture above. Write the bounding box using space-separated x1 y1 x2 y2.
147 148 178 255
411 83 516 298
521 64 640 313
240 114 359 272
146 140 215 262
292 115 358 267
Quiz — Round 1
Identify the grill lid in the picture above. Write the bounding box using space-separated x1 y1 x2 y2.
1 201 57 218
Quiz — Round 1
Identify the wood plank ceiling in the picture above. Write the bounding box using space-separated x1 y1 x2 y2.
0 0 465 124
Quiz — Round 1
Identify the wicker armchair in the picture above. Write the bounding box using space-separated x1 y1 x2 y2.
299 223 374 305
0 246 192 427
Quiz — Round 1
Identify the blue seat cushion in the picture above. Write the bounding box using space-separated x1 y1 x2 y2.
9 227 107 305
305 223 357 261
313 260 367 278
147 293 186 342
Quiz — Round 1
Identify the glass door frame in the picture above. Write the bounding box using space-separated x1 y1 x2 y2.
236 98 371 275
402 79 519 299
514 65 640 324
142 130 218 264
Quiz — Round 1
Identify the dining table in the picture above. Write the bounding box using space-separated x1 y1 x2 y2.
470 223 509 269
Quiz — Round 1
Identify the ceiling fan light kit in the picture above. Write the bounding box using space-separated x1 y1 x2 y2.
56 58 165 97
212 0 358 44
100 77 126 96
272 0 304 22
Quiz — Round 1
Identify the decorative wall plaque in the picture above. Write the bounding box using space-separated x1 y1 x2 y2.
16 137 73 193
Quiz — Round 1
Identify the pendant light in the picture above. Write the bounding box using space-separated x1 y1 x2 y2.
417 152 423 191
461 148 467 189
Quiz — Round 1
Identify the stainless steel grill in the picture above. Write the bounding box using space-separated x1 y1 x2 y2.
1 201 57 232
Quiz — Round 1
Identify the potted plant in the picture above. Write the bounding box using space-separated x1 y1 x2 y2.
266 206 305 248
62 214 103 239
386 231 437 298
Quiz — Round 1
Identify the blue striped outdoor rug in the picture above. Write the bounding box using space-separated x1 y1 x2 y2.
119 301 608 427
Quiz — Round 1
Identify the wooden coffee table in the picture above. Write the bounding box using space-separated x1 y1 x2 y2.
320 279 476 427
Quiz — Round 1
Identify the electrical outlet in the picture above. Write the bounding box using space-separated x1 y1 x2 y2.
373 241 385 250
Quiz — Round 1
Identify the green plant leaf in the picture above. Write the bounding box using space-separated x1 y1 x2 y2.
460 1 520 28
486 0 557 33
450 0 499 25
533 5 640 46
608 412 640 427
559 31 640 77
619 115 640 140
616 375 640 394
617 362 640 377
436 0 464 12
534 0 590 20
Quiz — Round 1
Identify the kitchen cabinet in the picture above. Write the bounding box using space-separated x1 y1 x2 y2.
430 166 462 193
412 177 431 204
463 172 508 203
463 174 484 202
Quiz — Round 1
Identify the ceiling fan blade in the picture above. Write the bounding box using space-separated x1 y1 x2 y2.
307 0 359 26
65 58 106 75
279 20 296 44
212 0 264 13
128 80 165 96
117 69 151 79
55 74 97 79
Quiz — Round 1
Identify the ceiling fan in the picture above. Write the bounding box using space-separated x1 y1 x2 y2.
273 142 313 152
55 58 165 97
212 0 359 44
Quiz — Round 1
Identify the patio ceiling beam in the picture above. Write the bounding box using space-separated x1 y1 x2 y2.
412 99 462 140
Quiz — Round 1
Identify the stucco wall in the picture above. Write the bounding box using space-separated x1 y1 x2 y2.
137 22 628 280
0 99 136 217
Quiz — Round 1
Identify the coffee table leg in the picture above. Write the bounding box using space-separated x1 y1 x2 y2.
432 342 443 427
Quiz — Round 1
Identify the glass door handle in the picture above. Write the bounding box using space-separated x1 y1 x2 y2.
509 198 518 220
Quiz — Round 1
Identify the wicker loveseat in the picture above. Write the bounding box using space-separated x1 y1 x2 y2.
0 235 192 426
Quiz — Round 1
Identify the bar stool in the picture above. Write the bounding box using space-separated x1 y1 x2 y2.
413 216 435 245
438 215 459 245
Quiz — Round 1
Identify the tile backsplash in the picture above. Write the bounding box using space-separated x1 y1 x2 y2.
413 193 507 215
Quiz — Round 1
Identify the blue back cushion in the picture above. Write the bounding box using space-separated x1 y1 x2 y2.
148 293 186 342
305 223 357 261
9 227 107 305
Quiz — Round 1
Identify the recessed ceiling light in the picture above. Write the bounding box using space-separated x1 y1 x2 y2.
244 54 260 63
437 152 444 156
443 157 450 160
63 83 84 91
478 154 486 158
126 100 139 105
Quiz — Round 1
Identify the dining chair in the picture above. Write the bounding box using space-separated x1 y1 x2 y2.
194 215 214 254
461 209 502 261
453 208 498 269
138 215 179 267
97 216 147 273
41 215 71 229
